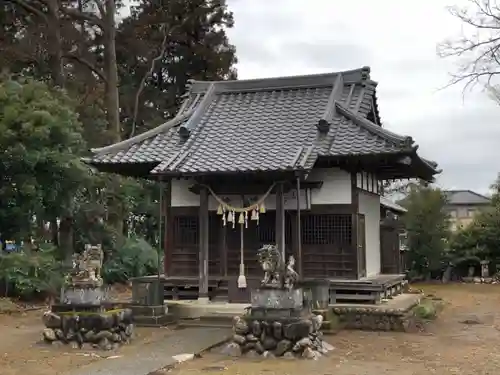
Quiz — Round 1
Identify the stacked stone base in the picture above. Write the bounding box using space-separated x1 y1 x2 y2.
332 307 418 332
462 276 497 284
222 314 333 360
42 308 134 350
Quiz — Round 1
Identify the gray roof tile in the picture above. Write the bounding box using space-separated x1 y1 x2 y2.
443 190 491 205
88 67 437 177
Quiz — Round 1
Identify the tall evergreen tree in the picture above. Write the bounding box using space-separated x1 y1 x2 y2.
117 0 237 137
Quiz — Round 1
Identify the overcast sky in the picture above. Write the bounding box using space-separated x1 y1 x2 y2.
121 1 499 194
222 0 499 194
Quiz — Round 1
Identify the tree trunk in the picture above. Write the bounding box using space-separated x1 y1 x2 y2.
103 0 120 142
59 217 74 265
46 0 64 87
51 219 59 247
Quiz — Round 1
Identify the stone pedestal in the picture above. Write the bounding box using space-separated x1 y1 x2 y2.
130 277 172 326
42 308 134 350
41 244 135 349
223 288 331 359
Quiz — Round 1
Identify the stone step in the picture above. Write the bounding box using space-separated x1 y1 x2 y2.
130 305 167 317
133 313 176 327
178 318 233 329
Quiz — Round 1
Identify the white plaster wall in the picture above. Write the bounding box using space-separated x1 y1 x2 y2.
170 167 352 208
171 179 199 207
358 191 381 277
207 189 309 211
171 179 309 210
307 168 351 205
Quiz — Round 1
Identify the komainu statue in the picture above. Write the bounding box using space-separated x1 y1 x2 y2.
67 244 104 287
257 244 299 290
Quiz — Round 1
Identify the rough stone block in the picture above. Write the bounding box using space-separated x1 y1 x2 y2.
251 288 303 310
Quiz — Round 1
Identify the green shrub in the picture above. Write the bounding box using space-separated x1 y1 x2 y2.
102 236 159 284
0 245 64 299
413 300 438 320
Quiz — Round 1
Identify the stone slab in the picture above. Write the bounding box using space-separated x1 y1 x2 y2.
61 287 107 305
251 288 303 309
67 327 230 375
167 301 249 319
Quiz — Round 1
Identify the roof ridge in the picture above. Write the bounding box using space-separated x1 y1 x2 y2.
187 66 374 94
445 189 491 200
178 83 217 138
335 102 410 145
317 73 344 132
193 66 371 85
90 109 195 155
153 84 218 173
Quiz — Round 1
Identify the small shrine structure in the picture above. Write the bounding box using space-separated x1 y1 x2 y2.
86 67 439 304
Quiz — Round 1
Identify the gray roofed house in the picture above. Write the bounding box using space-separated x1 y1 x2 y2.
88 66 438 180
87 67 440 303
443 190 491 205
443 190 491 232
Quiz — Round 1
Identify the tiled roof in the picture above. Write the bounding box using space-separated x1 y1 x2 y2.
380 197 407 213
443 190 491 205
89 67 437 176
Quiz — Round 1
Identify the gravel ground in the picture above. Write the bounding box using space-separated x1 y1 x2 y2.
0 310 176 375
2 283 500 375
170 283 500 375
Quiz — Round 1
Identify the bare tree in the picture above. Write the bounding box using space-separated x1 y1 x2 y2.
438 0 500 91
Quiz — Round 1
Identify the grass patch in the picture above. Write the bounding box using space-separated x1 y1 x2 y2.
0 298 22 314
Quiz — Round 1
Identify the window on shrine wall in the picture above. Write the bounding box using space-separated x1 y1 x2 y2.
173 216 198 246
301 214 352 245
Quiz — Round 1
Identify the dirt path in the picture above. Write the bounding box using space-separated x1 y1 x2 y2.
0 310 175 375
171 284 500 375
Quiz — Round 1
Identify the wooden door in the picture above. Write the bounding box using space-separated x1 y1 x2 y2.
357 214 367 278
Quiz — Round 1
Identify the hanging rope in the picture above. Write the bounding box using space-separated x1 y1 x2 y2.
200 182 277 213
200 181 280 288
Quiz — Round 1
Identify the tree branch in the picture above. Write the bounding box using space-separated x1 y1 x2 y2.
7 0 48 22
61 7 104 29
128 18 190 138
438 0 500 92
91 0 106 18
62 54 107 84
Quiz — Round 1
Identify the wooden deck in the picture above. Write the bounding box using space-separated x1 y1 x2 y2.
133 273 406 305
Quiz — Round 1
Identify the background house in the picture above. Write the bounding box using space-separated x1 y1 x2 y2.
443 190 491 231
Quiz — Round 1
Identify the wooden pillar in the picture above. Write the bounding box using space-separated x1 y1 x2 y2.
199 185 209 300
163 179 172 276
275 182 285 263
351 171 364 279
296 176 303 277
220 224 227 276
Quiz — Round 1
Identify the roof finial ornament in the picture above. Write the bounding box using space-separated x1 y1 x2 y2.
316 119 330 133
361 66 370 80
178 126 191 139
